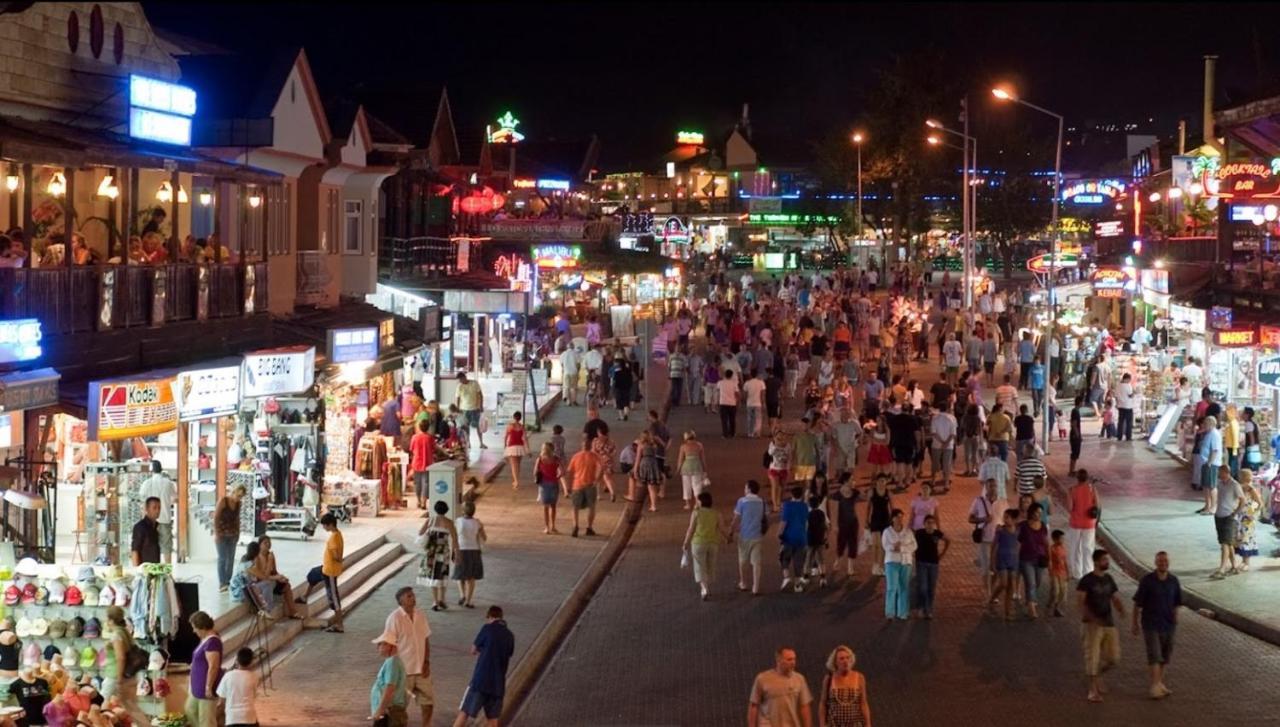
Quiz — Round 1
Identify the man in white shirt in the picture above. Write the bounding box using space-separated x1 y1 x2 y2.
742 370 767 438
942 333 963 386
930 406 958 491
560 345 581 406
1047 335 1062 382
1182 357 1203 392
978 443 1010 500
968 479 1008 602
385 586 433 725
1115 372 1137 442
582 345 605 408
717 370 741 438
1130 324 1152 353
137 461 177 563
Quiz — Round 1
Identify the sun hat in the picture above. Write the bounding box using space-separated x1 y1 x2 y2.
15 558 39 578
75 566 94 582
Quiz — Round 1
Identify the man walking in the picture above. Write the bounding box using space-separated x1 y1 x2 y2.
137 461 177 563
566 438 601 538
929 402 957 492
667 346 688 408
743 369 767 438
455 373 487 450
298 512 345 632
969 479 1007 604
453 606 515 727
1078 548 1125 703
731 480 767 594
1115 372 1136 441
913 514 948 619
1132 551 1182 700
560 344 581 406
748 647 813 727
384 587 433 725
717 369 740 438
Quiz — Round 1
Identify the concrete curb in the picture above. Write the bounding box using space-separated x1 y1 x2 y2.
1044 466 1280 648
502 498 643 724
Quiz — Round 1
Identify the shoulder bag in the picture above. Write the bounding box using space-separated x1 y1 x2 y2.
1087 483 1102 520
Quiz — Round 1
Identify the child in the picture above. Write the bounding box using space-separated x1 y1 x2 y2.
1057 406 1068 440
988 509 1021 621
549 424 566 464
216 647 259 727
1101 399 1117 439
1047 529 1068 617
369 632 407 726
804 495 829 588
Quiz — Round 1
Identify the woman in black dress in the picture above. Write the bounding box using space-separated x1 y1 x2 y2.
866 476 893 577
1069 393 1085 475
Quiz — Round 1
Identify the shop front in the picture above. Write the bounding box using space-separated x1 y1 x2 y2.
0 365 61 560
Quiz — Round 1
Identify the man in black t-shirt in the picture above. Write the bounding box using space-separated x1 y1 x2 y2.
1077 548 1125 703
913 515 948 619
929 377 953 411
130 496 163 566
827 478 860 577
1132 551 1182 700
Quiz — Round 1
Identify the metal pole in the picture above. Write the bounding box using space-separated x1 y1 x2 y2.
970 138 978 289
856 145 863 240
1042 115 1063 453
963 96 972 311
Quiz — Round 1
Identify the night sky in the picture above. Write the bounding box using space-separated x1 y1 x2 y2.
145 2 1280 169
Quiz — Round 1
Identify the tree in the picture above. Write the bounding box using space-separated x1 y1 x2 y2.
975 123 1056 277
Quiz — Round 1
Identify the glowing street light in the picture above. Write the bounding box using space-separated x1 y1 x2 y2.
1148 192 1161 203
927 135 942 145
851 132 865 244
1189 182 1204 196
1266 204 1279 222
1167 187 1183 199
991 87 1014 101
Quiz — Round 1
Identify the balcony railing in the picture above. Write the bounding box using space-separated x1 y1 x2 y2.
0 262 268 335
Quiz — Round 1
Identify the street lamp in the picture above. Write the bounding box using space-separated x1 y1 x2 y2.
925 118 978 309
852 132 865 259
992 84 1064 454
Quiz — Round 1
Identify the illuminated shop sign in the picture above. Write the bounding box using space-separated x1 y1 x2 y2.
1262 326 1280 349
532 245 582 268
676 131 704 145
1091 268 1131 298
660 217 689 243
242 346 316 397
1094 220 1124 238
88 377 179 441
746 213 841 226
1214 327 1257 348
1208 159 1280 200
173 366 241 422
1209 306 1234 331
1258 355 1280 388
0 368 59 413
489 111 524 144
1025 253 1079 274
536 179 570 191
512 179 537 189
1062 179 1125 204
128 75 195 146
0 319 42 364
328 327 380 364
1170 303 1206 334
494 254 533 292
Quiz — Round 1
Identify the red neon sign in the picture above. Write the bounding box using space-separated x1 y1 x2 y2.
1215 328 1257 347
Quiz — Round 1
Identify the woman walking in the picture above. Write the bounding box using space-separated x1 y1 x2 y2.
682 492 730 601
452 500 487 608
504 411 529 490
1069 393 1085 475
535 442 564 534
1235 471 1262 571
866 416 892 482
592 428 619 502
101 605 141 712
766 430 793 512
819 645 872 727
866 476 893 576
677 430 708 510
611 353 634 420
634 430 665 512
417 500 458 611
1017 504 1049 619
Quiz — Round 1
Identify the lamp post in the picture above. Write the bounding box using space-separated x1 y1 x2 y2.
993 86 1064 454
852 132 865 266
927 119 976 308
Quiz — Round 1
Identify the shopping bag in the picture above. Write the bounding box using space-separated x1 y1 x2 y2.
858 528 873 556
680 549 690 569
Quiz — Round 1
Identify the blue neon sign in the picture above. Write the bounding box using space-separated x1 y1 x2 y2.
128 75 196 146
0 319 42 364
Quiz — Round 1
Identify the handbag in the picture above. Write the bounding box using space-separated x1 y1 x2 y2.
971 497 989 543
1087 483 1102 520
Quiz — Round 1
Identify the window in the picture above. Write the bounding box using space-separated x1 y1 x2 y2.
343 200 362 254
267 182 291 255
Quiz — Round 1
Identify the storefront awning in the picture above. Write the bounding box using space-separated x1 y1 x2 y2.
0 368 59 413
0 115 282 184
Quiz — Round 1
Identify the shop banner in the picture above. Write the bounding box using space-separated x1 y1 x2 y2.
329 327 380 364
1258 356 1280 388
1170 303 1206 334
88 378 178 441
0 368 59 413
174 366 241 422
242 346 316 397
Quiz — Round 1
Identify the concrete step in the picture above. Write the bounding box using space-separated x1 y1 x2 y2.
309 550 415 625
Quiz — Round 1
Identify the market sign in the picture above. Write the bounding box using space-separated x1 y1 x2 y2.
532 245 582 269
1062 179 1126 205
746 213 841 226
0 319 42 364
1258 355 1280 388
173 366 241 422
128 75 196 146
1209 159 1280 200
1025 253 1079 274
88 377 178 441
1214 326 1257 348
242 346 316 397
676 131 704 146
328 327 380 364
0 368 59 413
1094 220 1125 238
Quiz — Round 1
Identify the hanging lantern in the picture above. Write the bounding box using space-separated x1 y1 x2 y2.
155 181 173 203
5 175 18 193
96 175 119 199
47 172 66 197
490 193 506 211
177 186 189 204
459 195 489 214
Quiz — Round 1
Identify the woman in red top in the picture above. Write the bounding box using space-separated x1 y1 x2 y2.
409 420 436 510
535 442 564 534
505 411 528 490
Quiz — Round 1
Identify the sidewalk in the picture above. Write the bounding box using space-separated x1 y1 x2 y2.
251 383 657 725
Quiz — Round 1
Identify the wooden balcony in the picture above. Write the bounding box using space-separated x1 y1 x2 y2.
0 262 269 335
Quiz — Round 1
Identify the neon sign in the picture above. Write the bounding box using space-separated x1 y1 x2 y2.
512 179 536 189
489 111 524 144
1215 328 1257 348
1091 268 1130 297
1094 220 1124 238
531 245 582 269
1208 159 1280 200
0 319 42 363
536 179 570 191
494 254 532 292
128 74 196 146
1062 179 1125 204
1025 253 1079 274
676 131 704 146
747 213 842 226
661 217 689 243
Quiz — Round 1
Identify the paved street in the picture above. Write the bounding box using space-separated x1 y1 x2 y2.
518 356 1280 727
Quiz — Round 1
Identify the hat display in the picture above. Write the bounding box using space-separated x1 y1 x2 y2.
80 585 99 607
96 585 114 607
21 642 39 666
42 644 60 661
29 617 48 636
66 617 84 638
47 619 67 638
77 646 96 669
15 558 39 578
46 580 66 604
147 649 168 672
113 582 130 607
64 585 83 606
33 585 49 606
83 618 100 639
3 583 19 606
75 566 95 583
20 583 36 604
14 617 32 637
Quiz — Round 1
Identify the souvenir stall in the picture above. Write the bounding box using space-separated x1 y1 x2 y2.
0 363 61 561
236 346 321 539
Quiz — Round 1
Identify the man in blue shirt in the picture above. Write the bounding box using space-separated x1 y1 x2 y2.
1017 333 1036 389
779 486 810 592
1196 416 1223 515
731 480 767 594
1029 361 1046 416
455 606 515 726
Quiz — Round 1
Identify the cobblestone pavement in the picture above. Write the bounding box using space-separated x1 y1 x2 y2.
518 356 1280 727
252 390 654 726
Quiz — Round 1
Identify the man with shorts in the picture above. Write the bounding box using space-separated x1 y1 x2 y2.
790 418 819 484
968 479 1006 603
731 480 767 594
137 461 177 563
297 513 345 632
1132 551 1182 700
454 606 514 727
567 437 601 538
385 587 434 725
455 373 486 450
560 344 581 406
1077 548 1124 703
941 332 963 387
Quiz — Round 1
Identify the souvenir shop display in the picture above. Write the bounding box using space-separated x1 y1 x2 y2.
81 463 150 567
319 367 411 517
